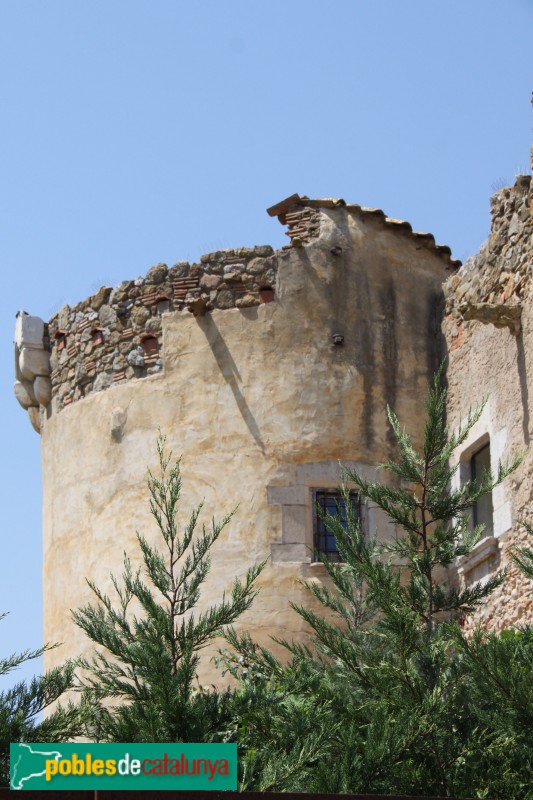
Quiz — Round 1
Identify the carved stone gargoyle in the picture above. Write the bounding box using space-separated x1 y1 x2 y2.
14 311 52 433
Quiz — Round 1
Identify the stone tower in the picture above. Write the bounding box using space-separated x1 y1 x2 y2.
15 194 458 678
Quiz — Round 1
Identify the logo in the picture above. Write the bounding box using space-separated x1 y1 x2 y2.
10 743 237 790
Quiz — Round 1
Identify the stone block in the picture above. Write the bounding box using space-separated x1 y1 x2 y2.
99 304 117 327
216 290 234 309
34 376 52 407
146 263 168 284
94 372 112 392
267 485 308 506
494 502 512 538
281 505 307 544
14 378 36 409
270 543 310 563
91 286 112 311
235 295 258 308
200 274 222 291
127 348 145 367
246 258 267 275
18 347 50 380
15 312 45 349
295 460 373 483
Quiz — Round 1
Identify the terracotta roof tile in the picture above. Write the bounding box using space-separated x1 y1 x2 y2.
267 193 461 268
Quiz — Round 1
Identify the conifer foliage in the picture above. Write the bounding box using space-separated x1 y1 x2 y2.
225 368 532 797
512 521 533 579
0 616 85 785
73 434 264 742
341 366 522 629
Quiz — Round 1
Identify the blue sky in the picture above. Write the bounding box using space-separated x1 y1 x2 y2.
1 0 532 687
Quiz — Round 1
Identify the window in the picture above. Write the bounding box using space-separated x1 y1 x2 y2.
471 443 493 537
156 296 172 315
141 335 158 356
55 330 67 351
313 490 361 562
91 328 104 346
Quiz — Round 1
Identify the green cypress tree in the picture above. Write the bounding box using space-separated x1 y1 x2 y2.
290 367 523 794
0 618 85 786
450 522 533 798
224 367 526 796
293 367 521 666
73 434 264 742
340 367 522 629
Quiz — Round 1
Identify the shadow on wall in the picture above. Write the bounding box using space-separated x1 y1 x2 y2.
289 245 378 453
516 331 530 446
198 313 266 454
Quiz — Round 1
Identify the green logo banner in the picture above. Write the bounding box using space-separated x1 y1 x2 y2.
10 742 237 791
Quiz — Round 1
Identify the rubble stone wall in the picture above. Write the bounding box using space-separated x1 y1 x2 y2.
445 173 531 336
443 151 533 632
47 245 279 411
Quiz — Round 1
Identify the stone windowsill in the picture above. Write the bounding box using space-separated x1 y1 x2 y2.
456 535 499 576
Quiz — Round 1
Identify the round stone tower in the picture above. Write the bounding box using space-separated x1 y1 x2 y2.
15 195 458 679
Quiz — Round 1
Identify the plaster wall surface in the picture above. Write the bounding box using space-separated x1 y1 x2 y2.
40 201 451 679
444 163 533 630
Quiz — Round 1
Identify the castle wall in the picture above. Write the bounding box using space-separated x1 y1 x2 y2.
444 162 533 630
40 200 452 679
46 244 279 411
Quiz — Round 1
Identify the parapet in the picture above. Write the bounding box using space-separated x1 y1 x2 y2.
43 245 277 416
444 174 532 336
268 193 462 268
14 195 460 431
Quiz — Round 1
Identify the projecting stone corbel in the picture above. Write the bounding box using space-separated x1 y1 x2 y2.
458 301 522 336
187 296 210 317
14 311 52 433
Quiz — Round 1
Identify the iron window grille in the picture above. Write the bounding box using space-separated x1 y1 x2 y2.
313 489 361 562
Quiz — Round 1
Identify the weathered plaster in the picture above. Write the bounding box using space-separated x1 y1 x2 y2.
444 156 533 631
35 198 451 681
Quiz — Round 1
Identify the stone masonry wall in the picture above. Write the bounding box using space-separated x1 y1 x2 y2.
445 173 531 334
44 192 460 417
39 194 455 683
443 149 533 633
47 245 279 411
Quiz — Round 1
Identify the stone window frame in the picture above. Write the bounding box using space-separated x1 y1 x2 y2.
267 461 384 566
452 404 511 583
